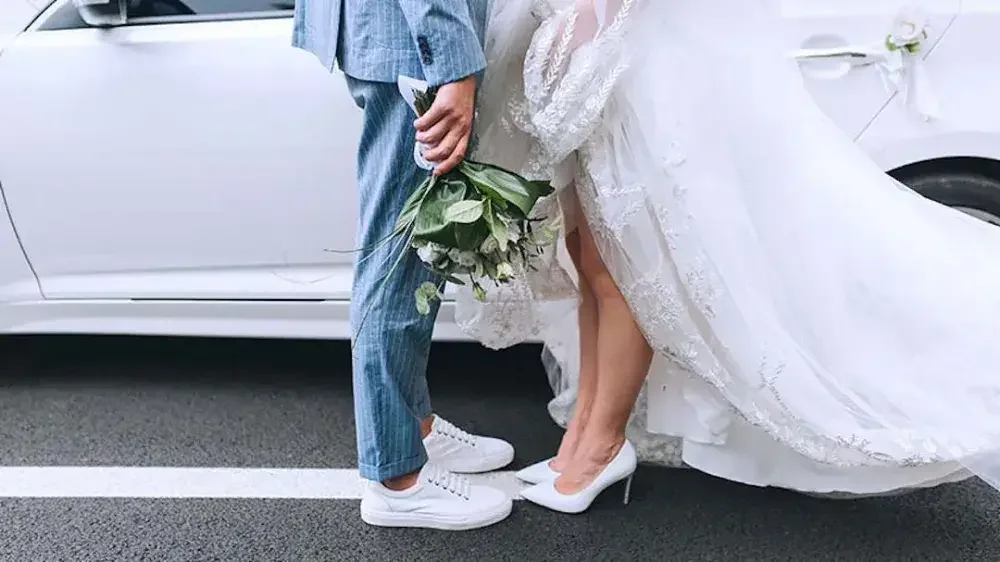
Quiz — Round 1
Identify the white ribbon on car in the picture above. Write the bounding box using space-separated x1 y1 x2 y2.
877 47 939 122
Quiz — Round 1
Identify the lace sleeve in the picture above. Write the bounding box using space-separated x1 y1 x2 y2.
519 0 638 164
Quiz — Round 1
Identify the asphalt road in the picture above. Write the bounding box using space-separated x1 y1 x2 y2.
0 335 997 562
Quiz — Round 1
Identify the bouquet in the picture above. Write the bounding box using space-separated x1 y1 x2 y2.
350 80 556 330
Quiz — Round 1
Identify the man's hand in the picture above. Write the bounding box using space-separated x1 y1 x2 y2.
414 75 477 176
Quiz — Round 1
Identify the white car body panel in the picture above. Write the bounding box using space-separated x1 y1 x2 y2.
0 0 993 342
857 1 1000 169
0 17 355 302
780 0 960 140
0 1 45 306
0 0 43 51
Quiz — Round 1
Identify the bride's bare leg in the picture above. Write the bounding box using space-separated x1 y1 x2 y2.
555 218 653 495
551 228 599 471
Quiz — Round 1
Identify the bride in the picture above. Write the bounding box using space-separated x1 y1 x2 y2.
453 0 1000 514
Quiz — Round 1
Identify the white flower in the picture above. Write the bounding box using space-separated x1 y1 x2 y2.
416 245 435 263
417 242 446 264
888 8 928 50
496 262 515 281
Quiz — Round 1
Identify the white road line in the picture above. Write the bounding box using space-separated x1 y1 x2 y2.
0 467 529 500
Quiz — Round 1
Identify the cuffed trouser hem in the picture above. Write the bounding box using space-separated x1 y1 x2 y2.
359 451 428 482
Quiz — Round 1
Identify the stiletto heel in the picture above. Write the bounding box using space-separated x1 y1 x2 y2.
520 440 638 514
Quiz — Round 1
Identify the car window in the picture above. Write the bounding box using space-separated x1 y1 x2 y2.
126 0 293 17
39 0 293 31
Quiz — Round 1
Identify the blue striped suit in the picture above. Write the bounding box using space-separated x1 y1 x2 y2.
292 0 489 481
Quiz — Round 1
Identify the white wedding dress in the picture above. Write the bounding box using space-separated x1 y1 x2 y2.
457 0 1000 496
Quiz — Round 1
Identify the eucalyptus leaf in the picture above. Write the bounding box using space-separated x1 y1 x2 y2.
416 281 439 299
415 295 431 315
443 199 485 224
414 281 440 316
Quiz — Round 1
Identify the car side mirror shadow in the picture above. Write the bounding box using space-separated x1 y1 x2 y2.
73 0 128 27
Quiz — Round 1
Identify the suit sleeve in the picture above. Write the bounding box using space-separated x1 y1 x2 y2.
394 0 487 87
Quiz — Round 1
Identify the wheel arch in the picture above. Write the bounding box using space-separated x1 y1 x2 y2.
889 156 1000 185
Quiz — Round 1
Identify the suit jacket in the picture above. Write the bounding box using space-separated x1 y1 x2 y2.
292 0 489 87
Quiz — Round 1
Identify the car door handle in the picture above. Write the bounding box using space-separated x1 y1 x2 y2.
788 45 883 67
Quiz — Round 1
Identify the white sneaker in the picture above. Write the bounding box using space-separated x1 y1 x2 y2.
360 463 513 530
424 416 515 474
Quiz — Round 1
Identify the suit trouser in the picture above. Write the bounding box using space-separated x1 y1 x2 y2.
345 75 440 482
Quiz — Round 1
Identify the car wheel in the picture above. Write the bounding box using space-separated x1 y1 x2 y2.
899 172 1000 226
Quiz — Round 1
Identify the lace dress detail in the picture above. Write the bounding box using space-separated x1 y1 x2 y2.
464 0 1000 493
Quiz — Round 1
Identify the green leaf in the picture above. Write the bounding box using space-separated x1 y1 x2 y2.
483 200 509 253
459 160 554 219
414 281 440 315
414 292 431 316
454 220 490 252
416 281 439 299
395 175 434 232
443 199 485 224
413 176 468 247
526 180 555 199
413 88 437 117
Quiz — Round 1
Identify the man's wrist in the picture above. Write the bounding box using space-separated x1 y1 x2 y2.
416 32 486 87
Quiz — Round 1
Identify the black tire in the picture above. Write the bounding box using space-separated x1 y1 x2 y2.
898 171 1000 225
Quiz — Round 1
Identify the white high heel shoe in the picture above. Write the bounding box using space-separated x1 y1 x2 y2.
519 440 637 514
514 458 560 484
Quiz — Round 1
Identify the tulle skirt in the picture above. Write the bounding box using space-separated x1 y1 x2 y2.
467 0 1000 495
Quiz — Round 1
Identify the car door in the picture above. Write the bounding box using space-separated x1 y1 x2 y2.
780 0 960 140
0 0 358 301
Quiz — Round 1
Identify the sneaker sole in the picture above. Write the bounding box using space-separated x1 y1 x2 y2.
360 501 513 531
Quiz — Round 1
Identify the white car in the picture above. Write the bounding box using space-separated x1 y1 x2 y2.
0 0 996 341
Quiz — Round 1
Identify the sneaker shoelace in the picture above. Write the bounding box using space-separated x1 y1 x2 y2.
434 418 478 448
424 464 472 500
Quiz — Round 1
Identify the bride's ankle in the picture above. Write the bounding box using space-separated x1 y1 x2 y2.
553 414 589 460
575 433 626 464
551 431 583 470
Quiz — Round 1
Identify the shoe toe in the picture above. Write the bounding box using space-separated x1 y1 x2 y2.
518 481 551 505
471 484 514 518
515 458 557 484
478 437 515 468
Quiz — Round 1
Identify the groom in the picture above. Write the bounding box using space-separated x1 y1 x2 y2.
292 0 515 530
